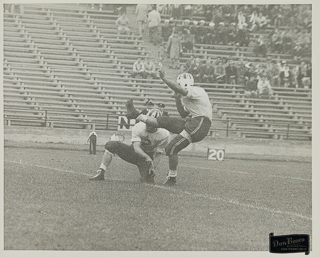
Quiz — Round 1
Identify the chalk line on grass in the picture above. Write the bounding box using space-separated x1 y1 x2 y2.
180 164 311 182
5 160 311 221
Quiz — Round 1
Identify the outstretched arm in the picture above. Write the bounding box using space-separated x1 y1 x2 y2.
159 68 188 96
133 142 153 162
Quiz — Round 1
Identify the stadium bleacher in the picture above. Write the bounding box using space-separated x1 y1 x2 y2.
3 4 312 140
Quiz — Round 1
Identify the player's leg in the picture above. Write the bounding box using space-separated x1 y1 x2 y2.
185 117 212 143
89 149 113 180
163 134 190 186
126 99 186 133
139 115 186 134
125 98 141 119
89 141 138 180
163 117 212 185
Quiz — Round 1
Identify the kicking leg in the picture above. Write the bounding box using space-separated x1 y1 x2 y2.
163 134 190 185
125 98 140 119
137 115 185 134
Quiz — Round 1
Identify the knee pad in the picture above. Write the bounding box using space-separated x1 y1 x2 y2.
104 141 119 154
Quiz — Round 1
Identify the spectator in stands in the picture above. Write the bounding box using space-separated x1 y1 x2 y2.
132 57 146 78
257 74 273 99
292 43 304 61
237 11 246 30
296 60 311 89
5 4 24 14
270 29 283 54
213 56 222 66
266 60 280 87
172 4 182 19
236 61 246 85
227 23 237 45
115 12 131 35
236 23 249 47
200 60 215 83
158 103 169 116
185 55 195 72
190 21 199 41
195 20 207 44
166 29 182 69
282 31 294 55
183 5 193 18
278 60 287 73
161 20 173 42
279 62 293 88
144 59 159 79
157 42 166 64
244 76 258 98
148 5 161 45
135 4 148 37
181 29 195 54
273 13 283 29
243 63 257 84
188 57 202 82
249 10 258 32
203 22 216 45
216 22 227 45
203 5 214 21
214 61 226 84
255 12 268 31
141 99 155 115
225 60 238 84
253 35 267 58
222 57 229 68
181 19 191 34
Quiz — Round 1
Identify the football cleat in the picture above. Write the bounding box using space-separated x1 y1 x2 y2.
89 168 105 180
163 176 176 186
125 98 140 119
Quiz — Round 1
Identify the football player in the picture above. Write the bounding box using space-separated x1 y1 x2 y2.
126 69 212 186
89 109 170 184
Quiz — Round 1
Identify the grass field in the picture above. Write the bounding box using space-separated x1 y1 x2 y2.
4 144 312 251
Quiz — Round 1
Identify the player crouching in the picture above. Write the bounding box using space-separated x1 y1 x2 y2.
126 69 212 186
89 109 170 184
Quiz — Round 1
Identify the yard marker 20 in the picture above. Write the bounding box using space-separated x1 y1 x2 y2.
207 147 225 161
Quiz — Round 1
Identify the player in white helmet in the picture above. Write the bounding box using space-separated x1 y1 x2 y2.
89 109 170 184
126 69 212 186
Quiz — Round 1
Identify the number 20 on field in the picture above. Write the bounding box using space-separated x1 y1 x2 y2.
207 148 225 161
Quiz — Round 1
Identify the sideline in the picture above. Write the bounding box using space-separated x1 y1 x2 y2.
5 160 312 221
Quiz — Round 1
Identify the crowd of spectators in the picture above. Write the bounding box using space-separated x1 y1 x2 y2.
157 4 311 61
131 57 159 79
182 55 311 98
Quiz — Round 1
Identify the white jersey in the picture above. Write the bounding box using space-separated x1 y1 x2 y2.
131 122 170 153
182 86 212 121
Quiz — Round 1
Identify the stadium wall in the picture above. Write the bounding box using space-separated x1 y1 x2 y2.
4 126 311 160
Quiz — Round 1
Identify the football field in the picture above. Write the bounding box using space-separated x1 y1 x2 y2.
4 145 312 251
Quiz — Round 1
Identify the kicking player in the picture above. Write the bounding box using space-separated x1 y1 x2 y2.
126 69 212 186
89 109 170 184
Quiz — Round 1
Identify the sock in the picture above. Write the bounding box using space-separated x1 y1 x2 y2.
168 170 177 177
137 114 148 122
99 163 107 171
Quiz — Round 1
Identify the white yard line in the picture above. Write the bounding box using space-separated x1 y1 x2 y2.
5 160 311 221
150 185 312 221
179 164 312 182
